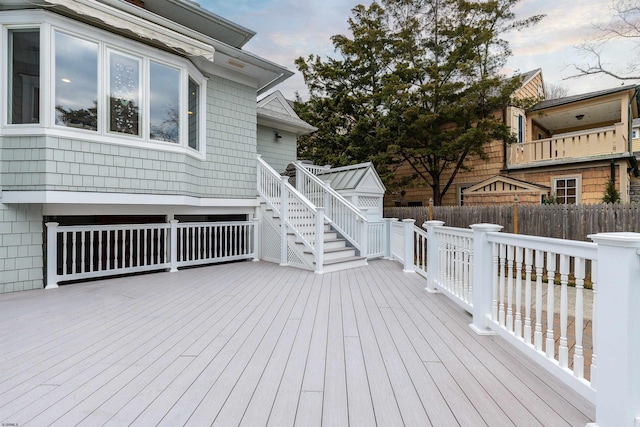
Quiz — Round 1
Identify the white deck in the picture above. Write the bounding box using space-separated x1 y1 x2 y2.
0 260 594 426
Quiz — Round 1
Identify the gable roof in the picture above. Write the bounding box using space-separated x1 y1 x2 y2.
464 175 549 195
518 68 542 89
315 163 386 194
257 91 317 136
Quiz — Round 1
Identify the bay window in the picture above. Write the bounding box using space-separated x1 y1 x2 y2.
3 17 205 155
55 31 98 131
108 51 141 136
8 29 40 124
149 61 180 143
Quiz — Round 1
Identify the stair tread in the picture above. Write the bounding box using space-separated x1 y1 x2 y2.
319 256 366 266
303 246 356 255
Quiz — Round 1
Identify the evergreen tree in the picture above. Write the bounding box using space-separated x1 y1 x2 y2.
295 0 543 205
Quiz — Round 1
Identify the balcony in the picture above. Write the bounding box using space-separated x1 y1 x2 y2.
507 123 629 169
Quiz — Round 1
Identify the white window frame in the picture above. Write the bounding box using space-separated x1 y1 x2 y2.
552 175 581 205
0 11 207 159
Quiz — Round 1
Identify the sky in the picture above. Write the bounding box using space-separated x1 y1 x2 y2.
199 0 639 100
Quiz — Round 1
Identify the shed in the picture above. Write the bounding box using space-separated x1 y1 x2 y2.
315 162 386 220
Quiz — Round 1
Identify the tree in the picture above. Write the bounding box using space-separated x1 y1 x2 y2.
295 0 542 205
544 83 568 100
602 179 621 203
571 1 640 81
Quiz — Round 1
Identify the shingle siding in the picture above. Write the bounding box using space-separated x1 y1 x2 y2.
257 125 296 173
0 203 44 293
1 76 258 199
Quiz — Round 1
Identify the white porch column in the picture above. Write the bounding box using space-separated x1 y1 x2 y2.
360 219 368 259
169 220 179 272
402 219 415 273
469 223 503 335
423 220 445 293
588 232 640 427
45 222 59 289
280 176 289 266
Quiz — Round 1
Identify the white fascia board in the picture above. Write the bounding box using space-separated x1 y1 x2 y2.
1 191 259 207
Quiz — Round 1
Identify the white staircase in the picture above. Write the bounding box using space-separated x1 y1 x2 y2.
257 157 368 273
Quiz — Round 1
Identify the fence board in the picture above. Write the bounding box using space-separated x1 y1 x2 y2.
385 203 640 241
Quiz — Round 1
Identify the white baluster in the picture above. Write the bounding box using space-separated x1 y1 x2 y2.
515 246 523 338
498 243 506 327
507 245 514 333
573 257 585 380
534 249 544 351
545 252 556 360
524 248 533 345
559 254 570 368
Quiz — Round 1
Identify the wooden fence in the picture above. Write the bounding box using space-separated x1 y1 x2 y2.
385 203 640 241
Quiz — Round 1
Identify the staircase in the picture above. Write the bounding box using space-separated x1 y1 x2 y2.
257 157 368 273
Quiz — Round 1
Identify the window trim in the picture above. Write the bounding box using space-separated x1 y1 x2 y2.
552 175 581 205
1 11 207 159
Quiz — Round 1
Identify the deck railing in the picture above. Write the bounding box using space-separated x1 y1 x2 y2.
257 156 325 272
507 123 627 167
45 220 258 287
389 219 640 426
294 162 369 256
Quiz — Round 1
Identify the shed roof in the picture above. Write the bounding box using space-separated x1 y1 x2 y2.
315 163 385 194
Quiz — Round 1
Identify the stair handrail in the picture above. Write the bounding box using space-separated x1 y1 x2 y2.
294 162 367 252
258 156 320 256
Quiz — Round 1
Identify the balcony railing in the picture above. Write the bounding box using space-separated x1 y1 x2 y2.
508 123 628 167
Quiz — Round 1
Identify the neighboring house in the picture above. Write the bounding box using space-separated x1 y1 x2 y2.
0 0 315 293
388 69 640 206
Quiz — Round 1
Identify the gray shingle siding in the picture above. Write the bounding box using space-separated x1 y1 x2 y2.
0 203 44 293
1 76 258 199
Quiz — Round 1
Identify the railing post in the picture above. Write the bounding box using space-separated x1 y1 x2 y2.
170 220 178 272
324 180 331 214
402 219 415 273
383 218 396 259
256 155 263 195
315 207 325 273
360 219 368 259
45 222 59 289
424 220 445 293
469 223 503 335
587 232 640 427
252 217 260 262
280 176 289 266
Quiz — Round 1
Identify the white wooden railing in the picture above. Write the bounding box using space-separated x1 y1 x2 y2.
508 123 627 167
388 220 640 427
257 156 325 271
45 220 258 287
294 162 369 256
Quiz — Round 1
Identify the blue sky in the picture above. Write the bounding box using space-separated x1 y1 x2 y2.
200 0 638 100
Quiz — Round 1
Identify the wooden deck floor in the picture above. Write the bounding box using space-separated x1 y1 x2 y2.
0 260 594 426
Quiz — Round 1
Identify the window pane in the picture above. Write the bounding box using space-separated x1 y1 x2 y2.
149 62 179 143
188 77 199 150
109 51 140 135
8 29 40 124
55 32 98 131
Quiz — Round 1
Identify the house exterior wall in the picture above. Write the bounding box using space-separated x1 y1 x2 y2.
257 125 296 174
514 72 544 101
508 161 625 204
1 76 258 199
465 191 543 205
0 203 44 293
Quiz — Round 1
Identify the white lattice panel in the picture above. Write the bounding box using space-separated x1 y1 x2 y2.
261 213 281 263
358 196 381 209
287 247 306 268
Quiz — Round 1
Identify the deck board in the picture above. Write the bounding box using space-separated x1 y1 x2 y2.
0 260 595 426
